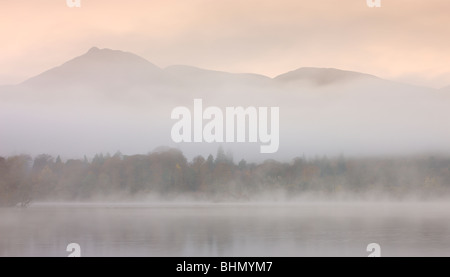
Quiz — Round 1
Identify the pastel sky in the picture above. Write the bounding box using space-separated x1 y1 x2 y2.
1 0 449 88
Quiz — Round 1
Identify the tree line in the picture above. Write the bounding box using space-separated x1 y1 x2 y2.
1 147 450 206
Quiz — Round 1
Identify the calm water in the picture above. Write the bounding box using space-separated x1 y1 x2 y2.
1 202 450 257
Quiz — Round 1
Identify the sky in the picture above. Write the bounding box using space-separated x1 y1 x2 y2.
1 0 450 88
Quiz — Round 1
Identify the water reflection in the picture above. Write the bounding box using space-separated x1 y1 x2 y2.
1 203 450 257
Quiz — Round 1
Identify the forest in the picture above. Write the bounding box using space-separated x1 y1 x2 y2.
1 147 450 206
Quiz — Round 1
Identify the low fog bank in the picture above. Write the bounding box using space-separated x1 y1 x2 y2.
4 200 450 257
2 48 450 160
27 191 450 208
2 148 450 207
2 47 450 206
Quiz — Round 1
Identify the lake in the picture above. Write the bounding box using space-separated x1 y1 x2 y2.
1 202 450 257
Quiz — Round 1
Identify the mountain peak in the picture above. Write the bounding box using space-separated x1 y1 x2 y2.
275 67 377 86
87 46 100 53
22 47 164 88
79 47 149 63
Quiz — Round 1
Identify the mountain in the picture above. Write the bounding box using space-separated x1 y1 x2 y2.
14 48 276 98
14 47 385 92
22 47 169 90
275 67 378 86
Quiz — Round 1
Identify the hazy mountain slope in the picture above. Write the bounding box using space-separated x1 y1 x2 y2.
165 65 271 85
22 47 169 90
275 67 378 86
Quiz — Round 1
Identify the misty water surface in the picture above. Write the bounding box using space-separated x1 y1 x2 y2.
1 202 450 257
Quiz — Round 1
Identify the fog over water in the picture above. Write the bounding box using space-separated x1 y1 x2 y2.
1 202 450 257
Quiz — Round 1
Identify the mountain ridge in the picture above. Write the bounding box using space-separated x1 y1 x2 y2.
16 47 388 89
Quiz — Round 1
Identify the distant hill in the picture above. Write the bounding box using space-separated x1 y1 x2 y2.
275 67 378 86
